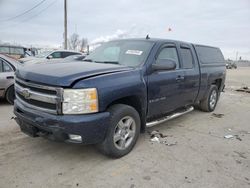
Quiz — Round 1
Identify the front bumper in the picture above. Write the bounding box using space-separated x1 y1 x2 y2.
14 100 110 144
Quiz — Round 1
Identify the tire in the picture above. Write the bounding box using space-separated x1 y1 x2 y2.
6 85 15 105
97 104 141 158
199 85 219 112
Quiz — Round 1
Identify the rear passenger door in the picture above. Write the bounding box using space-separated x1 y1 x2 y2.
178 43 200 105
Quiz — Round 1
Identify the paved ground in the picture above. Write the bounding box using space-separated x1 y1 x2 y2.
0 68 250 188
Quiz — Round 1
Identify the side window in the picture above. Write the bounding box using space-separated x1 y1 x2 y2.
61 52 79 58
156 47 179 69
180 48 194 69
50 52 61 58
3 61 13 72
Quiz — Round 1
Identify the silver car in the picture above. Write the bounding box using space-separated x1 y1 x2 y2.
20 50 82 63
0 54 21 104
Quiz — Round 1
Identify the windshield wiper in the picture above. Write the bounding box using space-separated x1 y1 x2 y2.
95 61 119 65
83 59 94 62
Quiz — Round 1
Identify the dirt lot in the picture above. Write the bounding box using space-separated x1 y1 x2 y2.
0 68 250 188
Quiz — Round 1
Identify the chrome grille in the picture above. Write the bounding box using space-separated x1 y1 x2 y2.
15 77 63 114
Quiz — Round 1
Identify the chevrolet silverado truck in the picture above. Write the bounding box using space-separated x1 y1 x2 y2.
14 38 226 158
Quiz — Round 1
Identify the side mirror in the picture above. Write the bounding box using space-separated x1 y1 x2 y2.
47 55 53 59
152 59 176 71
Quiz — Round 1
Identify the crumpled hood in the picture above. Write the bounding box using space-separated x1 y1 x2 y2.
16 61 133 87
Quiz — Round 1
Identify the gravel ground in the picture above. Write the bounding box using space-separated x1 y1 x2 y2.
0 67 250 188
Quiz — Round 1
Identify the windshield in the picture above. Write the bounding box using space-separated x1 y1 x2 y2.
85 40 154 67
35 51 52 58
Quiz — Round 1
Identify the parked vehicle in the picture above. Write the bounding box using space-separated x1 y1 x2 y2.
0 45 25 59
0 54 22 104
14 38 226 158
20 50 82 63
62 54 86 61
226 61 237 69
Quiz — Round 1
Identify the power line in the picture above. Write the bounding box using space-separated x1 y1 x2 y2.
64 0 67 49
0 0 47 22
0 0 58 29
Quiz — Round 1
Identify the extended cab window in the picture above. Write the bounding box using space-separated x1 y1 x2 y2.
195 46 224 64
180 48 194 69
156 47 179 69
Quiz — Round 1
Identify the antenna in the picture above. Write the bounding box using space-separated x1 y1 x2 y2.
146 35 150 40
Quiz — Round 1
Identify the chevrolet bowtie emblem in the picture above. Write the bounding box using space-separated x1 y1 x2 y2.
21 88 31 99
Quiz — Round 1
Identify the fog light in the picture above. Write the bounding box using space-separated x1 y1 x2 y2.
69 134 82 142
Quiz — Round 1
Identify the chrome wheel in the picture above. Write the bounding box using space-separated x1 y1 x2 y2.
113 116 136 150
209 90 217 109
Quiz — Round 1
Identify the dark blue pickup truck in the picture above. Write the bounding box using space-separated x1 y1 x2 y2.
14 38 226 158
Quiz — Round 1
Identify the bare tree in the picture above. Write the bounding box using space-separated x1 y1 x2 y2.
69 33 80 50
80 38 88 52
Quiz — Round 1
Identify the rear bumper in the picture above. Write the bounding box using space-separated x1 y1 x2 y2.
14 100 110 144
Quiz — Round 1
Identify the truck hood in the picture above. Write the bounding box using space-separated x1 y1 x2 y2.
16 61 133 87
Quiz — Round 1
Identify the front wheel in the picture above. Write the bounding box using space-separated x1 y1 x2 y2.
97 104 141 158
6 85 15 105
199 85 219 112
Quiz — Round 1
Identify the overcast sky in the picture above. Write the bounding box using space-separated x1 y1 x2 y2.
0 0 249 59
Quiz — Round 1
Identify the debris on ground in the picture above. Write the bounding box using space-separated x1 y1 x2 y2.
212 113 224 118
130 184 135 188
149 130 177 146
224 132 245 141
224 135 234 139
234 151 247 159
149 130 169 138
235 135 242 141
235 86 250 93
161 141 177 146
238 130 250 134
150 137 160 143
143 176 151 181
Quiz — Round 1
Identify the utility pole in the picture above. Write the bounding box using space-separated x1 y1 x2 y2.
236 51 238 61
64 0 67 49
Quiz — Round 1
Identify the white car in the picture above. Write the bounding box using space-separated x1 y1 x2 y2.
20 50 82 63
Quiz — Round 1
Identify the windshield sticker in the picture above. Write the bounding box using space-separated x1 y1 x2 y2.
125 50 143 56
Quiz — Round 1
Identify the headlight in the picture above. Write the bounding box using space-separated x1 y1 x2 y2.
62 88 98 114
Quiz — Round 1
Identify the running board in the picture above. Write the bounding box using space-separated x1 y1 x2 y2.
146 106 194 127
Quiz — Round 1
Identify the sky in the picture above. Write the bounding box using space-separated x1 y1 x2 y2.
0 0 249 60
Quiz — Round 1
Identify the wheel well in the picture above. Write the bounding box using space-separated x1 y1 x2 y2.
107 96 145 132
4 84 14 98
212 79 222 91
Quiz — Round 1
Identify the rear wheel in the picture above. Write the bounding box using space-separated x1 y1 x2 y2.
6 85 15 105
97 104 140 158
199 85 219 112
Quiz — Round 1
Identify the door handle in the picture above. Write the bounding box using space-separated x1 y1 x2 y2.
176 75 185 81
6 76 14 79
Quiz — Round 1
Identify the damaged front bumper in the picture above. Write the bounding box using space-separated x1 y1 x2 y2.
14 100 110 144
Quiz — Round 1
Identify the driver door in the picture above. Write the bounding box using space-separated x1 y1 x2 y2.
147 43 185 118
